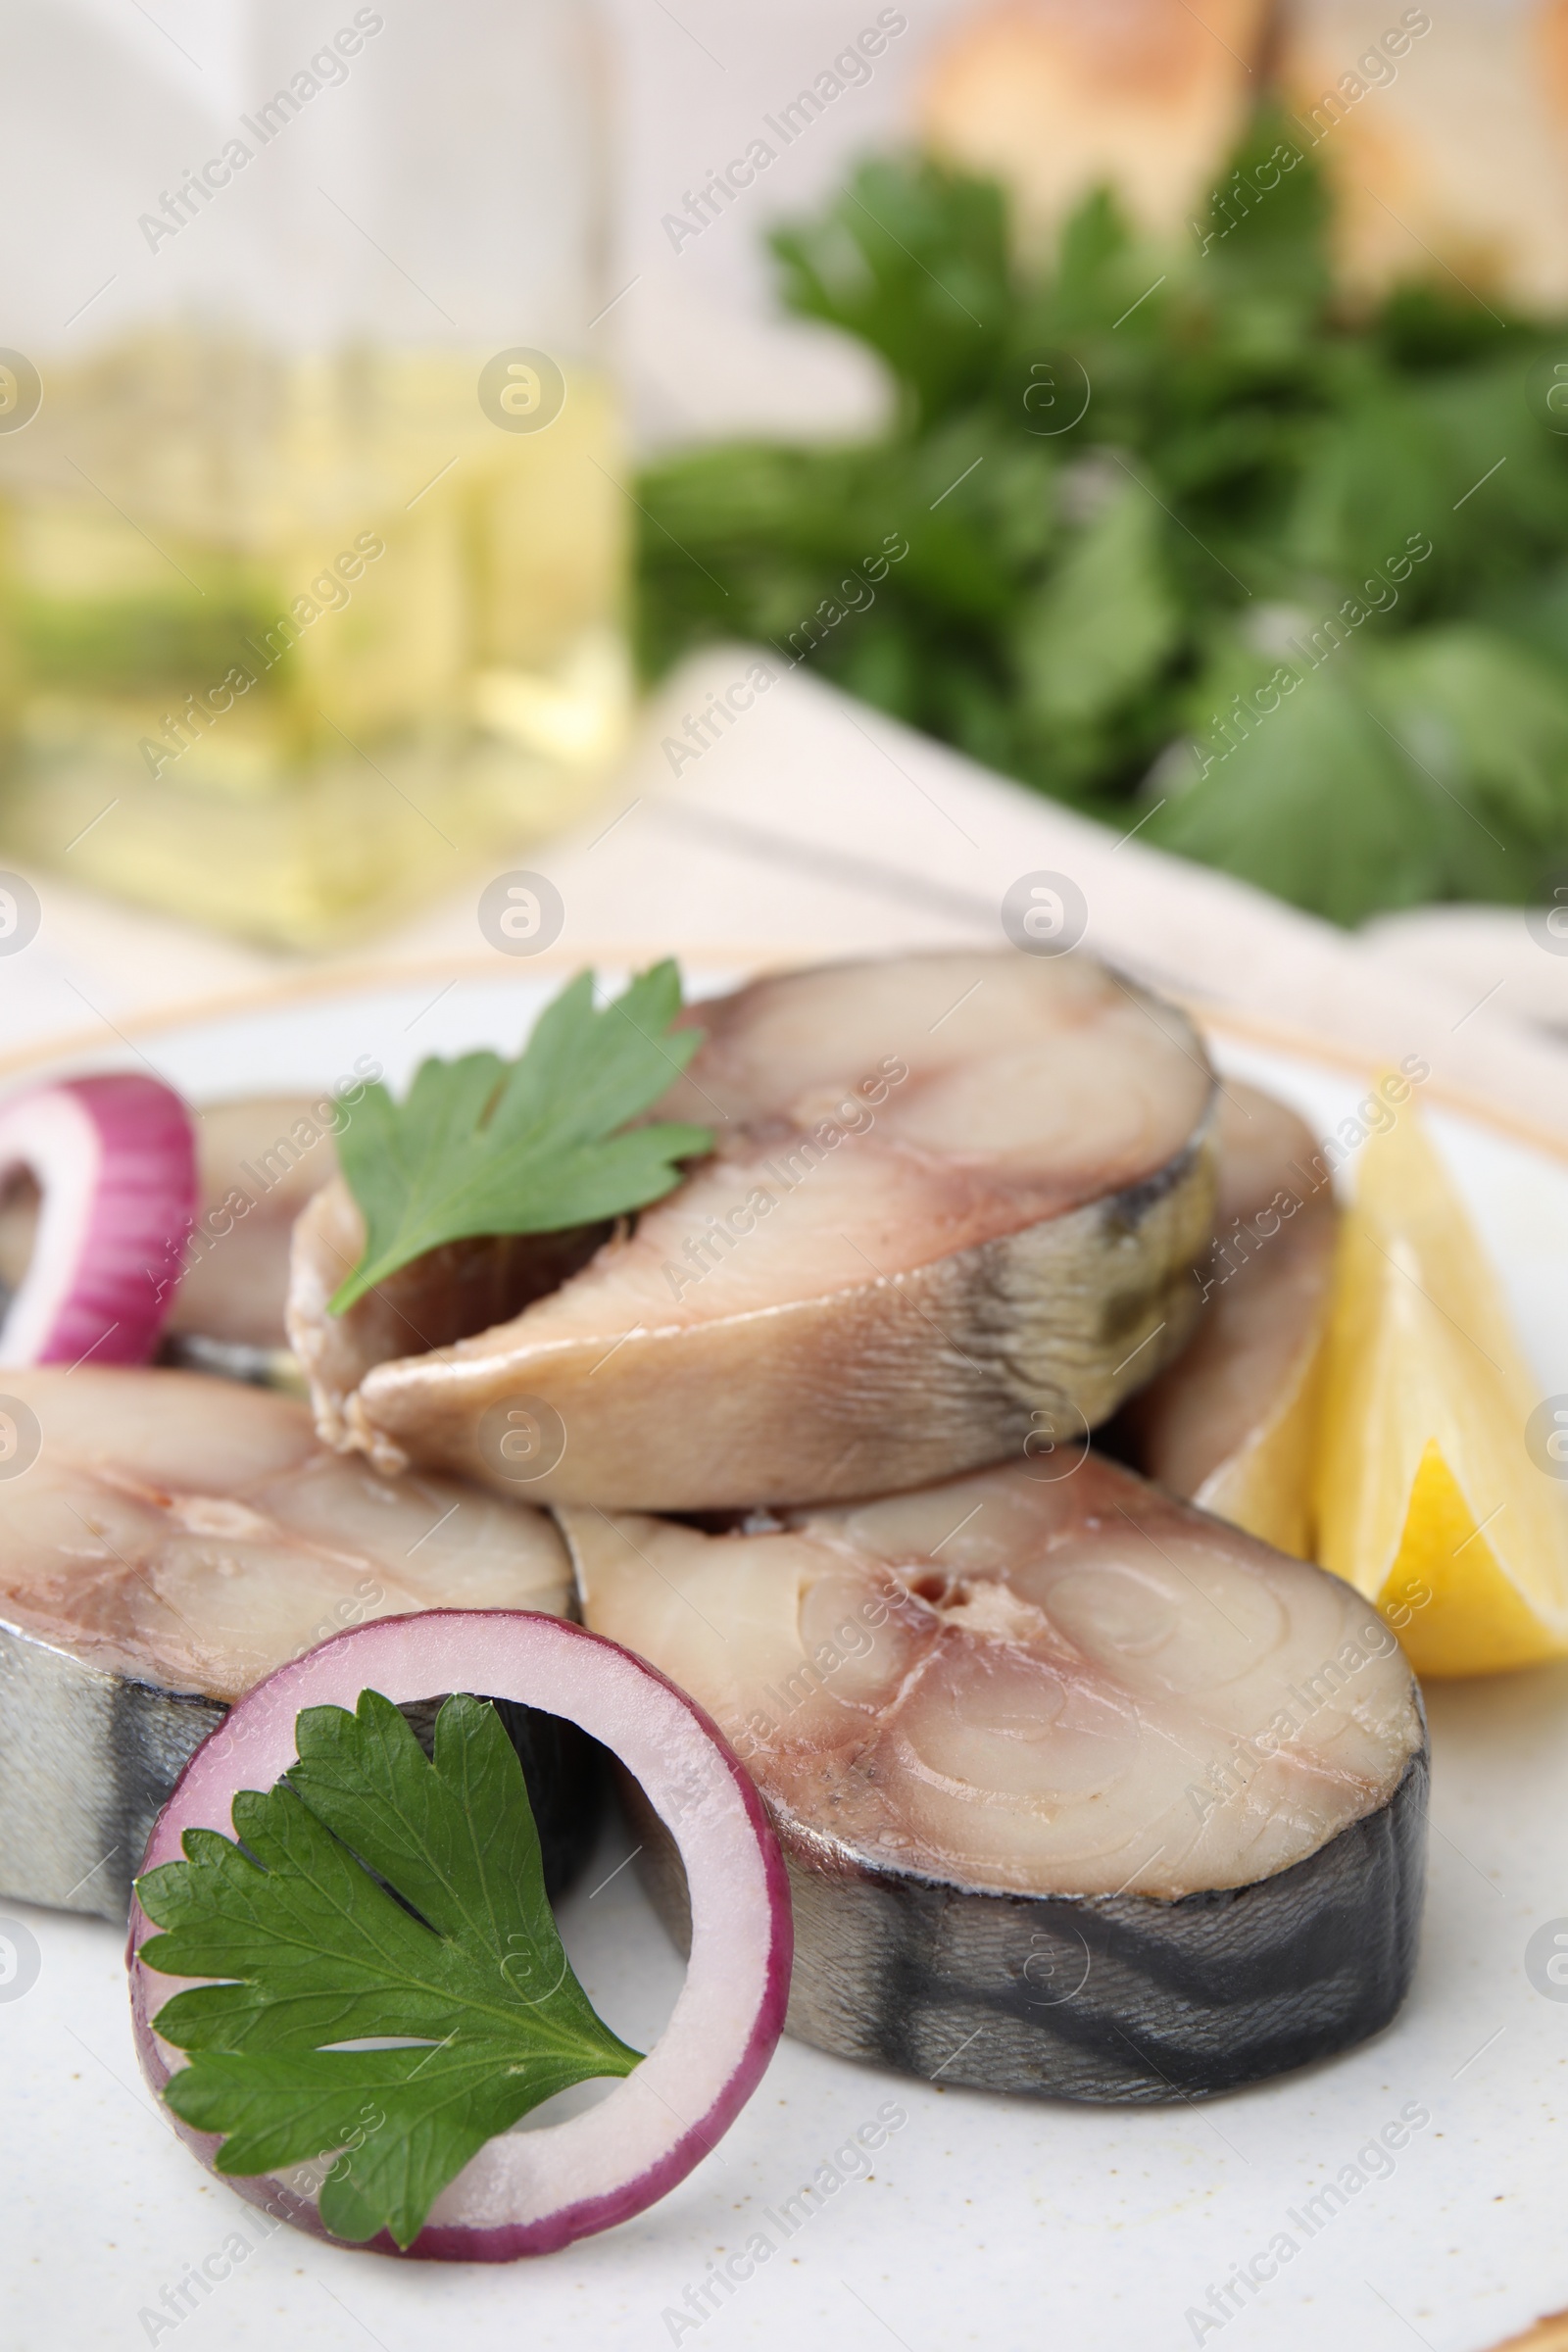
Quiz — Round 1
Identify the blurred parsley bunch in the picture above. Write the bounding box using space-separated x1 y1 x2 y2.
634 117 1568 924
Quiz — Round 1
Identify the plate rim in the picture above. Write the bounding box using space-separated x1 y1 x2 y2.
4 943 1567 2352
5 945 1568 1173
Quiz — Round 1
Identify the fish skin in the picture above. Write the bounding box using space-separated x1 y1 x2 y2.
298 1131 1215 1507
0 1624 221 1919
0 1621 597 1925
786 1747 1426 2100
619 1744 1427 2100
0 1369 589 1922
566 1452 1428 2100
289 951 1219 1509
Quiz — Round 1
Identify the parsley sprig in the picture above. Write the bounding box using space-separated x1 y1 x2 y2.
329 960 711 1312
637 124 1568 922
137 1690 642 2250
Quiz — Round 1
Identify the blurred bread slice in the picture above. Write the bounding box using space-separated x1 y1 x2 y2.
918 0 1272 245
1279 0 1568 305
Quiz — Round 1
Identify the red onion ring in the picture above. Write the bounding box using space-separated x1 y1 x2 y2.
127 1608 793 2261
0 1075 196 1366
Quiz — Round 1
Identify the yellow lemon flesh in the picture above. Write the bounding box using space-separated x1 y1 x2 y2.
1314 1098 1568 1676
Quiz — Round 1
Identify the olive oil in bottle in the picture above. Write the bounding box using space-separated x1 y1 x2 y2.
0 333 629 947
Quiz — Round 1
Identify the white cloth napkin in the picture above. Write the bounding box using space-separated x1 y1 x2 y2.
5 644 1567 1153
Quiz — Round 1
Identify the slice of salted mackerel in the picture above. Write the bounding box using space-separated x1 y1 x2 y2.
563 1453 1426 2102
0 1369 584 1922
289 951 1218 1510
1122 1081 1337 1557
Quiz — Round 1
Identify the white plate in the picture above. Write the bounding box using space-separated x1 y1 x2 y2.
3 970 1567 2352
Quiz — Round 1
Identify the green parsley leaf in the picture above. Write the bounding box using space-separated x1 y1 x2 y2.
770 154 1015 428
1150 656 1456 924
328 960 711 1312
636 122 1568 922
1011 481 1180 732
136 1690 642 2250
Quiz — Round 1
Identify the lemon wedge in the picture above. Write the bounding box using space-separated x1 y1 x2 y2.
1313 1095 1568 1676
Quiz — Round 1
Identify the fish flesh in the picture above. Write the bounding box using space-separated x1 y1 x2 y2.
0 1369 585 1921
292 952 1218 1509
290 952 1219 1509
564 1453 1426 2100
1122 1081 1337 1555
174 1099 602 1392
168 1096 339 1349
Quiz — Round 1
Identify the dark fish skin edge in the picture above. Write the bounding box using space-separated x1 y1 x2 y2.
620 1726 1429 2103
0 1620 601 1922
311 981 1219 1516
0 1625 224 1922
